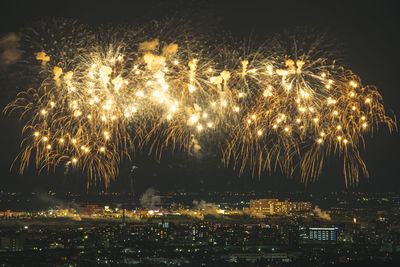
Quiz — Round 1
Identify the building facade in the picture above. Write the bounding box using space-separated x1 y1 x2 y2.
249 199 312 215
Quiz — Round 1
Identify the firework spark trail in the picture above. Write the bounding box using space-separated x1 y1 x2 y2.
3 20 396 188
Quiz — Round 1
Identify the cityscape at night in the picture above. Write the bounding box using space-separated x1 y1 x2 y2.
1 190 400 265
1 0 400 266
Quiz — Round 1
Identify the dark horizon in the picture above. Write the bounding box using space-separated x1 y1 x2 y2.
1 0 399 193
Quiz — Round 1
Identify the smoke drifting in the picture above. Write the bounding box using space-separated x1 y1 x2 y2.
193 200 221 216
313 206 331 220
0 33 22 65
37 192 79 210
140 188 161 209
139 39 159 51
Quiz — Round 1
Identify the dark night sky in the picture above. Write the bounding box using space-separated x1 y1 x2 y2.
0 0 399 193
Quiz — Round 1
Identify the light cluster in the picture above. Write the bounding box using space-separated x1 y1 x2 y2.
4 20 396 187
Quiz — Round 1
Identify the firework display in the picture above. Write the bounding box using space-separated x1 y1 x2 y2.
4 20 396 187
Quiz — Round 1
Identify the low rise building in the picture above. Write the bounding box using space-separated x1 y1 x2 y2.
250 199 312 215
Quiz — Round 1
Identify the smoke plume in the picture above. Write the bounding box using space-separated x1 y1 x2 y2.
0 33 22 65
140 188 161 209
193 200 221 216
313 206 331 220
